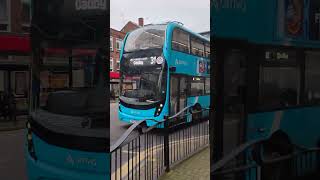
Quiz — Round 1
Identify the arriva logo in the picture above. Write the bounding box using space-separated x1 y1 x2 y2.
65 154 97 167
130 110 141 115
175 59 188 66
75 0 107 10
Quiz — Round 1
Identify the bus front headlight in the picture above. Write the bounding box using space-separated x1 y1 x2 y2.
154 103 164 117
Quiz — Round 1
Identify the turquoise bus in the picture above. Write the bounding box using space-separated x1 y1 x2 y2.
212 0 320 179
26 49 109 180
26 0 109 179
118 22 210 127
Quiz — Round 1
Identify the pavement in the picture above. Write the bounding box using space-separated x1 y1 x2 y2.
159 146 210 180
0 129 27 180
0 116 27 131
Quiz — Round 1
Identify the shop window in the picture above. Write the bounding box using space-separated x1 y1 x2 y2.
172 28 190 53
15 72 27 95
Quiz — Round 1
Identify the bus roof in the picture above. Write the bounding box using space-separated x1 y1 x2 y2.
166 22 210 42
126 22 210 43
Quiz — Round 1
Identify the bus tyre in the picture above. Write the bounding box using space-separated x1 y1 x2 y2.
261 133 293 180
192 104 202 121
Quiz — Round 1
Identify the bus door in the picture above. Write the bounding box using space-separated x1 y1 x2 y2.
179 77 187 114
170 76 179 117
170 76 188 121
213 46 249 163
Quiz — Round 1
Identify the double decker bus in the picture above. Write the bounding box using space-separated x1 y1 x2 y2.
118 22 210 127
26 1 109 179
212 0 320 179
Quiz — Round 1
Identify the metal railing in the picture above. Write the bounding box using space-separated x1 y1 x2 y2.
211 139 320 180
111 107 210 180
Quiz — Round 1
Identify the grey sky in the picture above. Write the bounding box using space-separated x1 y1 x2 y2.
110 0 210 33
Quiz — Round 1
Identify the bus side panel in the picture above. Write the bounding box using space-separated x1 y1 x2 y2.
247 107 320 148
246 112 275 141
280 107 320 148
169 51 199 75
187 95 210 121
246 107 320 178
26 134 109 180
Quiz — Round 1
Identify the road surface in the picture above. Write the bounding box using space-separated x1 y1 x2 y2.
0 129 27 180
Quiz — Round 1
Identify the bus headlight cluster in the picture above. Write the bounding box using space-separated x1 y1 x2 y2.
154 103 164 117
26 119 37 160
119 104 122 112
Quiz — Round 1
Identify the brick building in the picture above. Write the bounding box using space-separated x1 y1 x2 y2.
109 18 143 98
110 18 143 72
110 28 126 72
0 0 31 33
0 0 144 102
0 0 31 114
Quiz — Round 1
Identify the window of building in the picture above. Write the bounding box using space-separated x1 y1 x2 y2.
304 51 320 104
191 36 205 57
110 58 113 71
15 72 28 95
110 36 113 51
0 0 9 32
21 0 31 29
205 78 210 94
116 39 122 51
172 28 190 53
116 60 120 71
0 72 3 92
190 77 204 96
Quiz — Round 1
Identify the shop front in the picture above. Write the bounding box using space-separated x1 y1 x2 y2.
110 71 119 100
0 34 30 119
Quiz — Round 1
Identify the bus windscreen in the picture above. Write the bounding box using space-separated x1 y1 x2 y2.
31 52 107 140
120 53 167 106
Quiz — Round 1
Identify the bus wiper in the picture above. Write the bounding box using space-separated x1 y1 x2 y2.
146 99 158 103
